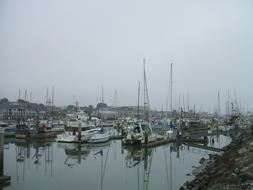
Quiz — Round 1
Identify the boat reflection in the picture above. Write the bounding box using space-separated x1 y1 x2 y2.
15 139 53 180
89 141 111 153
56 141 112 168
123 146 152 168
122 145 154 190
122 143 184 190
93 145 110 190
57 143 91 168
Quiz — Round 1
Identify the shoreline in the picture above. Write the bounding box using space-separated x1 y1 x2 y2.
181 128 253 190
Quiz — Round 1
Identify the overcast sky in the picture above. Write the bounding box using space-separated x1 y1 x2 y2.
1 0 253 113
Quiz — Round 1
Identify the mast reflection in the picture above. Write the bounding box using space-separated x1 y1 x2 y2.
15 139 53 180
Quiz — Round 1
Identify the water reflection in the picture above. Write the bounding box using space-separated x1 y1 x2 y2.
3 135 231 190
93 147 110 190
123 146 152 168
122 145 154 190
57 143 91 168
15 140 53 180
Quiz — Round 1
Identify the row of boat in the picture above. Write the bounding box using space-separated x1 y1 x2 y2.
0 117 111 144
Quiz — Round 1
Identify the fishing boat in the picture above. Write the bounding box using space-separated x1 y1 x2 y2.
15 121 57 139
87 128 110 143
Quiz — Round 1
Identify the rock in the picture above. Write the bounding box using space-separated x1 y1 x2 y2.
199 157 206 164
239 172 253 183
180 129 253 190
234 168 240 174
232 173 237 177
238 147 248 154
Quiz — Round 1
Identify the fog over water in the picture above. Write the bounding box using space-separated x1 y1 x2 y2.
1 0 253 112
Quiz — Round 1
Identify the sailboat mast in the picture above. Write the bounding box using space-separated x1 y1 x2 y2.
24 89 27 121
218 91 220 119
137 81 140 119
52 86 54 108
143 58 150 122
102 86 104 103
143 59 146 118
170 63 173 118
30 92 32 102
46 87 49 116
18 89 21 100
187 93 190 116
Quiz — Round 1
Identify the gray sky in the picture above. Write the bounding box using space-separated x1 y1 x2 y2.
1 0 253 113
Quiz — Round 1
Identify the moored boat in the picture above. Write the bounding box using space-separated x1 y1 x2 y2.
15 121 57 139
87 128 110 143
122 122 153 145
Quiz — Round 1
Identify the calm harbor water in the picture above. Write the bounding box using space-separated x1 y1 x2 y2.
3 135 231 190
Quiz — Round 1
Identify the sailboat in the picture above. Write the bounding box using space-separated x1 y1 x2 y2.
122 59 155 145
87 127 110 143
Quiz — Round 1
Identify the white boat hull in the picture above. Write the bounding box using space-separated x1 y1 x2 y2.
55 128 102 143
88 133 110 143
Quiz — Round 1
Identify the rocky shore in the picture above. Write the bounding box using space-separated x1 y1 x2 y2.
181 128 253 190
